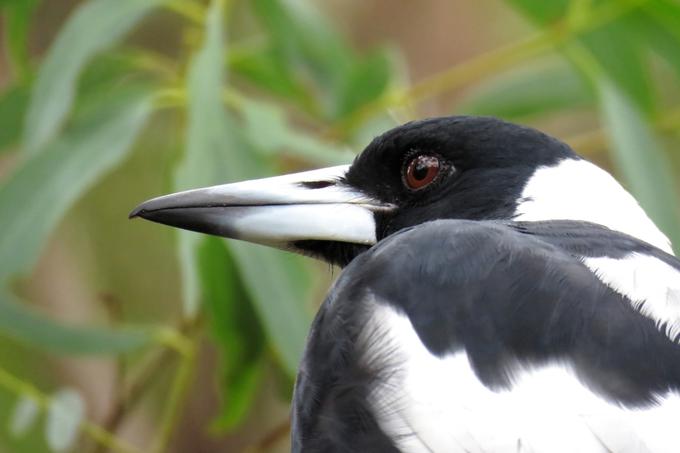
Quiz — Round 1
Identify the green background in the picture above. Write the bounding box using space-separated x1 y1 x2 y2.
1 0 679 451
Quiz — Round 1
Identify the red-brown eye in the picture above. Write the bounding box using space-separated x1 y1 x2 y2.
404 154 441 190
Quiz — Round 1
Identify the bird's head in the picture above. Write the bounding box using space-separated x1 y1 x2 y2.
131 116 671 265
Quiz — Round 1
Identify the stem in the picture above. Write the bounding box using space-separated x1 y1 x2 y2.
150 340 197 453
329 0 649 137
164 0 206 25
242 418 291 453
566 105 680 154
91 348 177 453
0 367 144 453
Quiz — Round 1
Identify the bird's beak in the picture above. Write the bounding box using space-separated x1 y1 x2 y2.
130 165 393 254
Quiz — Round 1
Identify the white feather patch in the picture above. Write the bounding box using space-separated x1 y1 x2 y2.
583 254 680 342
364 301 680 453
515 159 673 255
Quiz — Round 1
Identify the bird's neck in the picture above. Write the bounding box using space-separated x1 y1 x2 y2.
514 158 673 254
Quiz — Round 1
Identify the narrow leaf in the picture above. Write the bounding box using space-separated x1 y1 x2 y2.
45 389 84 452
229 46 308 101
22 0 162 154
0 90 154 355
457 58 591 119
251 0 358 118
506 1 656 112
580 22 654 113
198 237 265 430
177 0 312 373
638 0 680 79
1 90 153 279
505 0 568 24
0 290 150 355
335 50 391 118
9 396 39 438
0 84 30 152
3 0 40 80
240 98 354 166
598 79 680 250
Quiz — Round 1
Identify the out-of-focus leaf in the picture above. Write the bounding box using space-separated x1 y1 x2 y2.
505 0 568 23
45 389 83 452
177 0 312 374
251 0 358 118
240 99 354 166
335 50 391 118
580 23 654 113
230 46 308 102
457 59 591 119
0 84 30 153
0 290 150 355
198 237 265 430
637 0 680 79
506 1 655 112
250 0 395 121
9 396 39 438
598 79 680 250
0 89 154 355
22 0 162 155
251 0 353 89
3 0 40 80
1 90 153 279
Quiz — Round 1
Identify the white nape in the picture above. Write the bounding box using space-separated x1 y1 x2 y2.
515 158 673 255
583 253 680 342
364 302 680 453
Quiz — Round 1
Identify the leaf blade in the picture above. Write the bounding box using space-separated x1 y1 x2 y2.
22 0 162 154
598 79 680 250
176 0 312 374
0 89 155 355
457 58 591 119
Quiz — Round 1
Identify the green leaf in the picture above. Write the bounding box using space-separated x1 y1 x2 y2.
457 58 591 119
1 90 153 279
240 98 354 166
3 0 40 81
45 389 83 452
22 0 162 155
0 89 154 355
177 0 312 374
335 50 391 118
505 0 568 24
9 396 39 438
637 0 680 79
197 237 264 430
598 79 680 250
251 0 354 87
0 290 150 355
506 1 656 112
251 0 359 118
229 46 308 102
0 84 30 153
579 22 654 113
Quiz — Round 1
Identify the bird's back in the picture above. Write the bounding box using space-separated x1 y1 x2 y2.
292 219 680 453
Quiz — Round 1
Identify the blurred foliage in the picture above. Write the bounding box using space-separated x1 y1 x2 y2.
0 0 679 451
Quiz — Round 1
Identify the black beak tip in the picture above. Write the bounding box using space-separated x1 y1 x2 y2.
128 204 146 219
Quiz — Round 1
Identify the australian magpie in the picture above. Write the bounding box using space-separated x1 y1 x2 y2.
131 116 680 452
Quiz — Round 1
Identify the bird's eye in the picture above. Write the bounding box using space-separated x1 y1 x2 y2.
404 154 441 190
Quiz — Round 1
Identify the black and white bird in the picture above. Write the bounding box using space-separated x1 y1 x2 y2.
131 116 680 453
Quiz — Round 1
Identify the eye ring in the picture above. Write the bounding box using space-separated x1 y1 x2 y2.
403 154 441 191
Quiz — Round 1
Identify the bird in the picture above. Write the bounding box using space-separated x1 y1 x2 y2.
130 116 680 452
